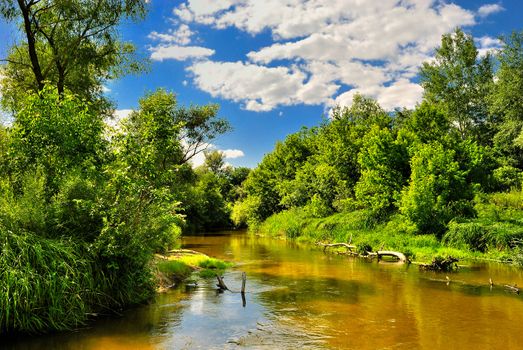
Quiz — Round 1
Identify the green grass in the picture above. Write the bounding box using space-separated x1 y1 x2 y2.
158 254 232 280
0 228 96 334
156 260 193 281
255 191 523 264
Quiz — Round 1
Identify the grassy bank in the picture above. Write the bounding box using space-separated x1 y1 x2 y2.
255 190 523 264
155 250 232 290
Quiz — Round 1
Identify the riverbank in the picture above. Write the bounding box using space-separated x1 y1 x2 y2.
254 191 523 265
155 249 232 292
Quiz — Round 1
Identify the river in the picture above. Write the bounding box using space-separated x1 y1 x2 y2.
4 230 523 349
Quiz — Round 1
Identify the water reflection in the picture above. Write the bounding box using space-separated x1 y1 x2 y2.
5 231 523 349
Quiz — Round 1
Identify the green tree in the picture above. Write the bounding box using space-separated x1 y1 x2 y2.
116 89 230 185
420 28 494 142
404 101 451 144
489 31 523 169
203 149 225 174
9 86 106 191
400 143 473 236
355 126 408 220
237 127 316 224
0 0 147 111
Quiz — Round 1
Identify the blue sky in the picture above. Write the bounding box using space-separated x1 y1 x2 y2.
1 1 522 168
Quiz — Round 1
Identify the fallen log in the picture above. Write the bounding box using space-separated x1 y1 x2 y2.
319 243 356 252
504 284 520 294
167 249 202 255
320 243 408 263
367 250 408 263
419 256 459 272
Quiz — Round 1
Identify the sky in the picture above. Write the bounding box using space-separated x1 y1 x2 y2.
1 0 522 168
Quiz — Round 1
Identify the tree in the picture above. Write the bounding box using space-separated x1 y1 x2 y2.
0 0 147 111
400 143 473 236
420 28 494 142
116 89 230 183
203 149 225 174
9 86 106 191
355 126 408 220
489 31 523 169
404 101 451 144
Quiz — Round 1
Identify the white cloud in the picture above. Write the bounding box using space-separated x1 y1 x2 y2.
222 149 244 159
476 35 502 57
148 24 194 45
187 142 245 167
150 45 215 61
187 60 336 111
167 0 482 111
334 79 423 111
477 4 504 17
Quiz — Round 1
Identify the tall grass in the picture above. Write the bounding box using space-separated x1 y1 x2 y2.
0 228 95 333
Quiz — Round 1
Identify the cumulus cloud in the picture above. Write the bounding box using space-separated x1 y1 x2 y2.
222 149 245 158
187 60 336 111
335 79 424 111
150 45 215 61
148 24 194 45
477 4 504 17
167 0 484 111
188 143 245 167
476 35 502 57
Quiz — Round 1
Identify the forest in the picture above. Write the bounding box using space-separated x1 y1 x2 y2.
0 0 522 337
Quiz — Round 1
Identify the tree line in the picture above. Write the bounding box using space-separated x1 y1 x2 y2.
233 28 523 240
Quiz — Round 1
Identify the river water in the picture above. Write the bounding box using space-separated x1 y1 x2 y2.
4 231 523 349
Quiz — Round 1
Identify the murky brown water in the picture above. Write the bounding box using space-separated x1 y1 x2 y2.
4 231 523 349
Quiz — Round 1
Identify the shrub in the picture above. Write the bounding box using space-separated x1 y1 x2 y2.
443 222 491 252
493 166 522 191
399 143 474 236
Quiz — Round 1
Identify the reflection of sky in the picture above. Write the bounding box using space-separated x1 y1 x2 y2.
159 277 268 349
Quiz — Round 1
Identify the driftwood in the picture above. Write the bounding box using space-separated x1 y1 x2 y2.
419 256 459 272
319 243 408 263
216 272 247 294
367 251 408 263
216 275 229 291
168 249 202 255
504 284 520 294
320 243 356 252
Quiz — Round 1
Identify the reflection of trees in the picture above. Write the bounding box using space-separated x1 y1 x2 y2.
258 275 374 306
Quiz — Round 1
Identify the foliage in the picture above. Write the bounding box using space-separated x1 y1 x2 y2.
0 0 148 112
355 126 408 220
0 229 96 333
9 87 105 191
156 260 193 281
420 28 494 142
399 143 474 236
490 31 523 169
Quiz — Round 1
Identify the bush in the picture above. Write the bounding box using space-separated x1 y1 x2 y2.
399 143 474 236
443 222 491 252
493 166 522 191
